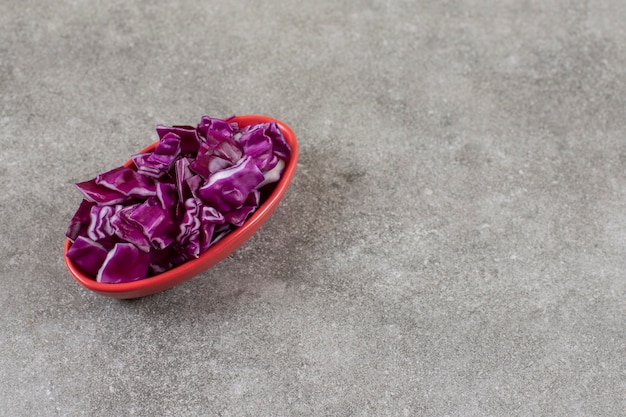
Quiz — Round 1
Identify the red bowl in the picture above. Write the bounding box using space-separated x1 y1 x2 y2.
64 115 298 299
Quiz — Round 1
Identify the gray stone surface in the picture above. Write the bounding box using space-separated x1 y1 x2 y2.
1 0 625 415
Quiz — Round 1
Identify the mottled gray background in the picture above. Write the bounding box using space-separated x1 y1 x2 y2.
1 0 625 416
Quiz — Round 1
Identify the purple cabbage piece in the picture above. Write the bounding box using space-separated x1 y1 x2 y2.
175 157 193 204
238 126 277 172
197 155 264 212
211 140 243 164
211 223 233 244
156 125 201 154
189 142 233 179
224 206 257 227
197 116 235 142
66 236 109 277
125 197 178 250
200 205 224 224
134 133 182 178
177 198 202 259
177 199 227 256
95 166 157 198
190 132 243 179
87 204 122 241
96 243 150 283
199 222 216 252
156 182 178 218
194 117 243 176
199 205 225 251
258 159 286 188
75 178 130 205
264 121 291 159
110 204 151 251
131 153 152 173
245 189 261 207
185 174 204 202
66 199 96 240
149 245 181 275
240 122 291 160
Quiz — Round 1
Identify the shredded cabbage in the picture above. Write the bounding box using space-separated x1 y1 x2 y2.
66 116 291 283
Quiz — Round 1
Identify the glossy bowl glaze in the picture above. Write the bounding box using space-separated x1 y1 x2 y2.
64 115 298 299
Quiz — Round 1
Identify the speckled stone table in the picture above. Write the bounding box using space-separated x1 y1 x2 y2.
1 1 624 415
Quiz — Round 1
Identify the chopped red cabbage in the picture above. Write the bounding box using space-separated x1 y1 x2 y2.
95 166 157 198
258 159 286 188
197 116 236 143
75 178 130 205
177 197 202 258
156 125 201 154
210 223 232 244
189 142 235 179
87 204 122 241
66 236 109 277
199 205 225 251
66 199 96 240
185 174 204 201
224 205 257 227
239 126 276 171
175 157 193 204
125 197 178 250
134 133 182 178
97 243 150 283
245 189 261 207
66 115 291 283
265 122 291 159
197 155 264 212
156 183 178 216
110 205 151 251
200 205 225 224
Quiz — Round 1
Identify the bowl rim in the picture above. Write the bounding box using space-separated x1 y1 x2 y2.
63 114 298 298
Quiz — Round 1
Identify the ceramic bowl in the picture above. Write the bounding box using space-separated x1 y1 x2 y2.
63 115 298 299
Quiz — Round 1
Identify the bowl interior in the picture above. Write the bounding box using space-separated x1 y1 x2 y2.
64 115 298 299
